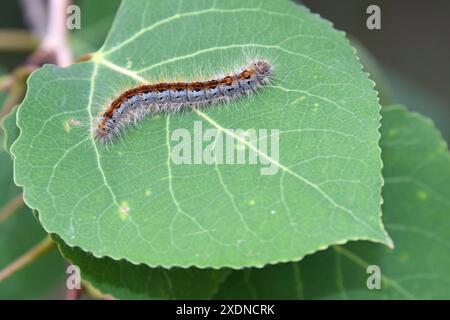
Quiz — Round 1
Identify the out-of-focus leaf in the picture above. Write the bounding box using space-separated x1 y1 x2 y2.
214 105 450 299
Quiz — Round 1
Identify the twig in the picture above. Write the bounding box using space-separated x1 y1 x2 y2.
0 193 25 225
0 30 39 52
0 235 56 283
82 281 117 300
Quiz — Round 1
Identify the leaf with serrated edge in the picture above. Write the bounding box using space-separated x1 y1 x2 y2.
11 0 391 268
1 105 18 155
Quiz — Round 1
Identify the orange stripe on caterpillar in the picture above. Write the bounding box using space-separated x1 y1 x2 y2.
94 59 272 143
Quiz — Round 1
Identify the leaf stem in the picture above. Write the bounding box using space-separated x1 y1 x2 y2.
0 193 24 225
0 235 56 283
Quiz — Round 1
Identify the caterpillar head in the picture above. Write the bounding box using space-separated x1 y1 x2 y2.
93 116 113 144
252 60 272 78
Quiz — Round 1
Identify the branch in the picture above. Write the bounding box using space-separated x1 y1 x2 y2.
0 193 24 225
0 236 56 283
0 30 39 52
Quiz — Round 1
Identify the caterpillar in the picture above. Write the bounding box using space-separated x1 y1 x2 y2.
94 59 272 143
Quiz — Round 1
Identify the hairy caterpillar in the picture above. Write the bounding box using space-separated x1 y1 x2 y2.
94 59 272 143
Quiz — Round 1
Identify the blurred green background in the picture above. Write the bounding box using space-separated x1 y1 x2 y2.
303 0 450 141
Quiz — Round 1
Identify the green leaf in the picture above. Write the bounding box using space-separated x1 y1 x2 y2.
214 105 450 299
2 104 230 301
69 0 121 56
1 105 18 155
1 78 229 301
56 237 230 299
11 0 390 268
0 146 65 299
